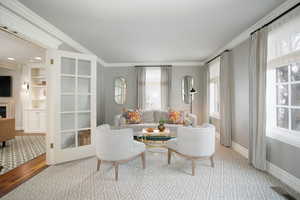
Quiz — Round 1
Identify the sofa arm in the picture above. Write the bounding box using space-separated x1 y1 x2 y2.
187 113 197 127
114 114 127 127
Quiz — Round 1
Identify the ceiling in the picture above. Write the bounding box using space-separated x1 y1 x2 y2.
0 30 45 65
18 0 286 64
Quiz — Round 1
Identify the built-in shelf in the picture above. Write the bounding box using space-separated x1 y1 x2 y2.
24 66 47 133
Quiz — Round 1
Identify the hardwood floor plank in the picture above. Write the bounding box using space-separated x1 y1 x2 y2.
0 153 48 198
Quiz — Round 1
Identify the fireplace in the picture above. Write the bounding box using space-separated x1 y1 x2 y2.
0 106 6 118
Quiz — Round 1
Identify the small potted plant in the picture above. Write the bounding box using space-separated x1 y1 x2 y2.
158 119 166 132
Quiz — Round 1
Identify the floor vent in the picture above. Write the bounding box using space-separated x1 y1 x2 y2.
271 186 297 200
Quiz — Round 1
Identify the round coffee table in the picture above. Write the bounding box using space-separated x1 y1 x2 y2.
135 128 176 152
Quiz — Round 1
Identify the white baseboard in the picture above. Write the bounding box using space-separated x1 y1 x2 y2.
267 161 300 193
232 141 249 159
230 141 300 193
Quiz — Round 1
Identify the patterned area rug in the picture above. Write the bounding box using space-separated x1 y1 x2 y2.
2 142 299 200
0 136 46 175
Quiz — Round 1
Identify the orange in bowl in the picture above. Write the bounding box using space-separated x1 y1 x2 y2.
146 128 154 132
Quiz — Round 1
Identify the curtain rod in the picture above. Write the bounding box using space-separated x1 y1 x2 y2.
206 50 229 64
135 65 172 68
251 2 300 35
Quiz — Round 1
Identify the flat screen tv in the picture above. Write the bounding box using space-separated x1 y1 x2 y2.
0 76 12 97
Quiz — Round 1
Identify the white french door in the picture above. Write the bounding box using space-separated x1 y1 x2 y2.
46 50 97 164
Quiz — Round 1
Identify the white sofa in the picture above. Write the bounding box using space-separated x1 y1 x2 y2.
114 110 197 135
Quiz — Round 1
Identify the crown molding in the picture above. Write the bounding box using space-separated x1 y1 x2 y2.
204 0 300 63
0 0 106 65
0 5 62 49
104 61 204 67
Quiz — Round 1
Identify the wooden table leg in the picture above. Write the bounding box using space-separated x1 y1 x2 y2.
141 152 146 169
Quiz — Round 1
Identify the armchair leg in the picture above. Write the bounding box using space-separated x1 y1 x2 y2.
114 162 119 181
141 152 146 169
210 155 215 168
192 160 196 176
168 149 171 164
97 159 101 171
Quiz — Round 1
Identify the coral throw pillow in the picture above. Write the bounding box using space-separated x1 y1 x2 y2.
123 110 142 124
168 111 184 124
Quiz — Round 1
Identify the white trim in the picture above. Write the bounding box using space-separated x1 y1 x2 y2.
232 141 249 159
0 0 104 65
0 5 61 49
230 141 300 193
267 161 300 193
267 130 300 149
104 61 204 67
204 0 300 63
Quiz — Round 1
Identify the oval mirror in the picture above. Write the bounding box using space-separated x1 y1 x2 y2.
182 76 194 104
114 77 127 104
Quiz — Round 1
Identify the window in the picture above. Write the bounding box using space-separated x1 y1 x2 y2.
209 57 220 118
145 68 161 110
266 10 300 143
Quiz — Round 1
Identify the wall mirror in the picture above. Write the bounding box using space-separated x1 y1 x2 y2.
182 76 194 104
114 77 127 104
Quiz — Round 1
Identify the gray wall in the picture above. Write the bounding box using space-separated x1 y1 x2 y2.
231 39 300 179
102 67 138 124
231 39 250 148
98 65 203 125
170 66 202 124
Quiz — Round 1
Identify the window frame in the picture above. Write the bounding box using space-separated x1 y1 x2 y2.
267 63 300 148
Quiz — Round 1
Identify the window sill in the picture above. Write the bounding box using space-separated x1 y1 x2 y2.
267 129 300 149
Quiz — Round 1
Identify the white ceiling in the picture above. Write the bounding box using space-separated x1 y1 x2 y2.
0 30 45 64
18 0 286 64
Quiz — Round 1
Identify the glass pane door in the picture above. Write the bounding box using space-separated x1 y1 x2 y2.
60 57 92 149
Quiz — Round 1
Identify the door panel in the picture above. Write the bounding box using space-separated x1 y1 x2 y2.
47 50 97 164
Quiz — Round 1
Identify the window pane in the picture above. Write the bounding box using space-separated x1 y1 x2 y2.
292 109 300 131
209 83 215 114
276 66 288 83
291 63 300 82
291 83 300 106
277 107 289 129
277 85 288 105
145 68 161 110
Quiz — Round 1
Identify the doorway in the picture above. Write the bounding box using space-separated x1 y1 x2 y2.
0 29 47 175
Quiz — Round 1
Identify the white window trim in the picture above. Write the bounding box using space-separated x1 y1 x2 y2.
267 128 300 148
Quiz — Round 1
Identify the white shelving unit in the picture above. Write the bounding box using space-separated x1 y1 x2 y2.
24 66 47 133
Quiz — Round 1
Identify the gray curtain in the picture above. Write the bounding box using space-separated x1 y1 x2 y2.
136 67 146 109
249 27 268 171
201 64 210 124
161 66 172 110
220 51 232 147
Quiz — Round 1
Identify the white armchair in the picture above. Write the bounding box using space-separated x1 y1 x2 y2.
95 124 146 180
166 125 215 176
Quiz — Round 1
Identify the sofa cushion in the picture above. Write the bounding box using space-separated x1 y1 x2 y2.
154 110 169 123
141 111 154 123
123 110 142 124
168 110 184 124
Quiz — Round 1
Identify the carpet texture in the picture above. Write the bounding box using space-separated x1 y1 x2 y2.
2 142 299 200
0 136 46 175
